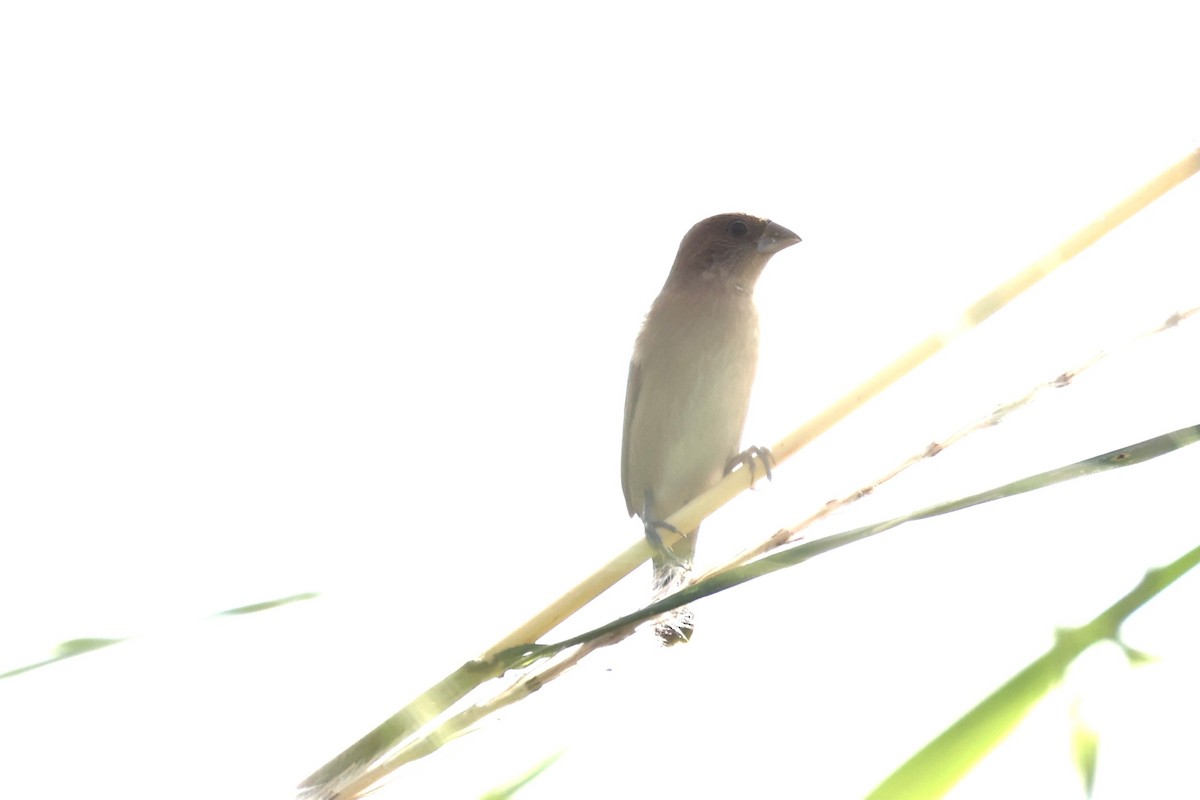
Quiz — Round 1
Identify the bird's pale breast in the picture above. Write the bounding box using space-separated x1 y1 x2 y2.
623 285 759 525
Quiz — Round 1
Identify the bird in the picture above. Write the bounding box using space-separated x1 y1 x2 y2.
621 212 801 644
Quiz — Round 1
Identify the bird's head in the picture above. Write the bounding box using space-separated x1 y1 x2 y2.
667 213 801 291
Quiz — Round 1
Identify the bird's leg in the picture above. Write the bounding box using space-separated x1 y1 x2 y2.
641 489 683 565
726 445 774 483
642 490 694 644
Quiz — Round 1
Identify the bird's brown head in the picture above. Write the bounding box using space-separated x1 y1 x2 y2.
665 213 801 291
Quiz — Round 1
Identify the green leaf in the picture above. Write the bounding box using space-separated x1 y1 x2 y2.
1070 699 1100 798
865 543 1200 800
479 751 564 799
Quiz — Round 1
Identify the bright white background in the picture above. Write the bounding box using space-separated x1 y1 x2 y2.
2 2 1199 799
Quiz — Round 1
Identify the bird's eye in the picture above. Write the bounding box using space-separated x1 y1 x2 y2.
728 220 749 237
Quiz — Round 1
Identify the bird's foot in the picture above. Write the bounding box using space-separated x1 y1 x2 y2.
726 445 774 483
642 517 682 565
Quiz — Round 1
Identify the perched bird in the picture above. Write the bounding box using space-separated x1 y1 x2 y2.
621 213 801 644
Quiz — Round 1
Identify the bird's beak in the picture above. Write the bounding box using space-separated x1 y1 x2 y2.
756 221 802 254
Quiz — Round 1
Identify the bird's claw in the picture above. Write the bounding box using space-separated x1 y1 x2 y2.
726 445 774 483
643 517 683 565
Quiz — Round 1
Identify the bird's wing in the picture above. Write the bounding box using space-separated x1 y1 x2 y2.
620 357 642 517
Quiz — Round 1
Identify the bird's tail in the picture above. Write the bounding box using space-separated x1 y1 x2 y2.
650 531 696 645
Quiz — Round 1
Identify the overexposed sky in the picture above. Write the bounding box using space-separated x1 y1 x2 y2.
2 3 1199 799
